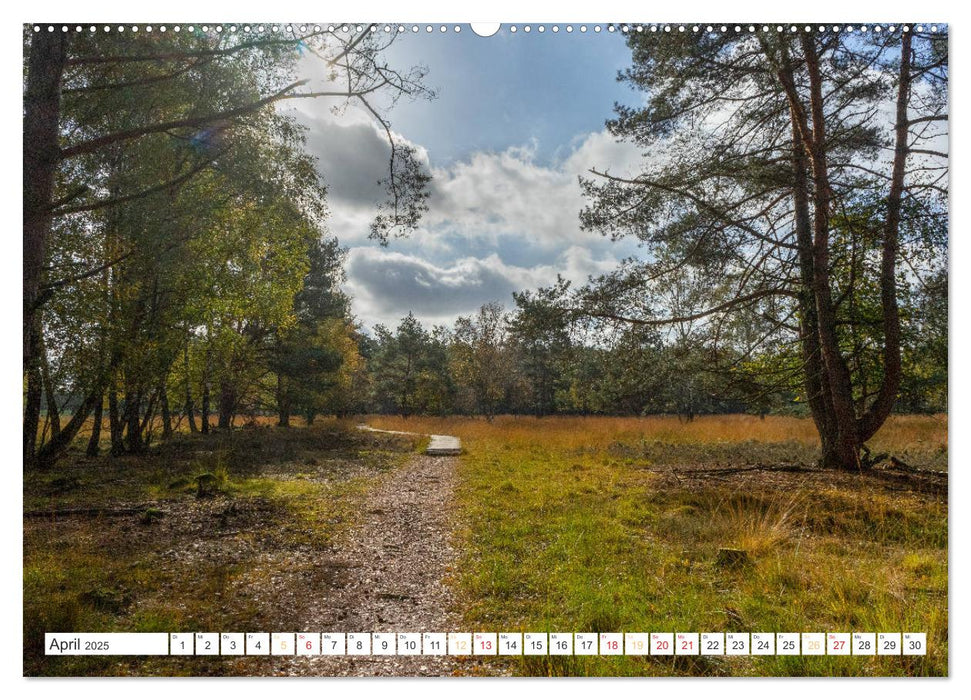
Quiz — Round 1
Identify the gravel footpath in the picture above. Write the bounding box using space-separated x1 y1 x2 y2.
283 452 490 677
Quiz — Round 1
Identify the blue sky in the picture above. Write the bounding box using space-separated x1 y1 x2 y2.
380 28 639 166
289 26 647 330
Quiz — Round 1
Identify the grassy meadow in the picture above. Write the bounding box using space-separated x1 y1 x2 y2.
368 414 948 676
23 413 947 676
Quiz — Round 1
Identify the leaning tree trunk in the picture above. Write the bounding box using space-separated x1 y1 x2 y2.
40 341 61 439
35 381 106 467
856 31 910 445
138 389 159 447
35 345 123 467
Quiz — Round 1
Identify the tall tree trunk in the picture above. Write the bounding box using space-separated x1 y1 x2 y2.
201 380 211 434
778 48 844 471
23 32 68 465
86 392 104 457
218 379 235 431
801 36 862 471
277 374 290 427
783 33 913 470
108 383 125 456
160 384 173 439
24 32 67 384
857 32 911 443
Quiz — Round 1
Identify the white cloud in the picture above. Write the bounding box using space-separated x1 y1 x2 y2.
292 109 432 245
295 104 642 248
561 128 645 178
423 131 642 250
290 107 647 327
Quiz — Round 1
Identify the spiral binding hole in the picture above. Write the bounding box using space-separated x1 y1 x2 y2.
28 23 938 36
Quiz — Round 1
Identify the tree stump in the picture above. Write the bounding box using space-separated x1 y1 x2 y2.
716 547 752 569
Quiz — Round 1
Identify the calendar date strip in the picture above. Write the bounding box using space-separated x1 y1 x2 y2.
46 631 927 656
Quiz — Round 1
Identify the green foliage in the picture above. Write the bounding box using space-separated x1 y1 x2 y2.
271 237 363 424
450 302 517 420
26 27 434 463
368 313 454 417
509 279 575 417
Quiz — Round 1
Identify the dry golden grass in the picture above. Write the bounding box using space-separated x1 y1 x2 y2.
368 413 947 468
706 491 808 556
48 413 946 469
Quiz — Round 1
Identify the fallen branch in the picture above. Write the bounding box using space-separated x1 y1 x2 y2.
880 456 948 477
635 463 817 476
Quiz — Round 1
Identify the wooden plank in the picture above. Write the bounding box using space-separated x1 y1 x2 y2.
426 434 461 456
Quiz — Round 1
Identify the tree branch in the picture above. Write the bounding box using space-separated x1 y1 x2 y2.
53 150 223 215
59 79 308 160
580 288 794 327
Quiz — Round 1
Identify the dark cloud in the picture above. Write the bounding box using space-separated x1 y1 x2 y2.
344 246 624 330
302 118 392 208
346 249 528 319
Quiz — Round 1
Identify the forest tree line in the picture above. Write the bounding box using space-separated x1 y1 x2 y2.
37 258 947 448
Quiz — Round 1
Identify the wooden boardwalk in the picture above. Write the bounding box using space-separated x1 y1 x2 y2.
425 434 462 456
358 425 462 457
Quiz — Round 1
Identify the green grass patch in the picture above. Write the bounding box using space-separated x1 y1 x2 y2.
418 415 948 677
